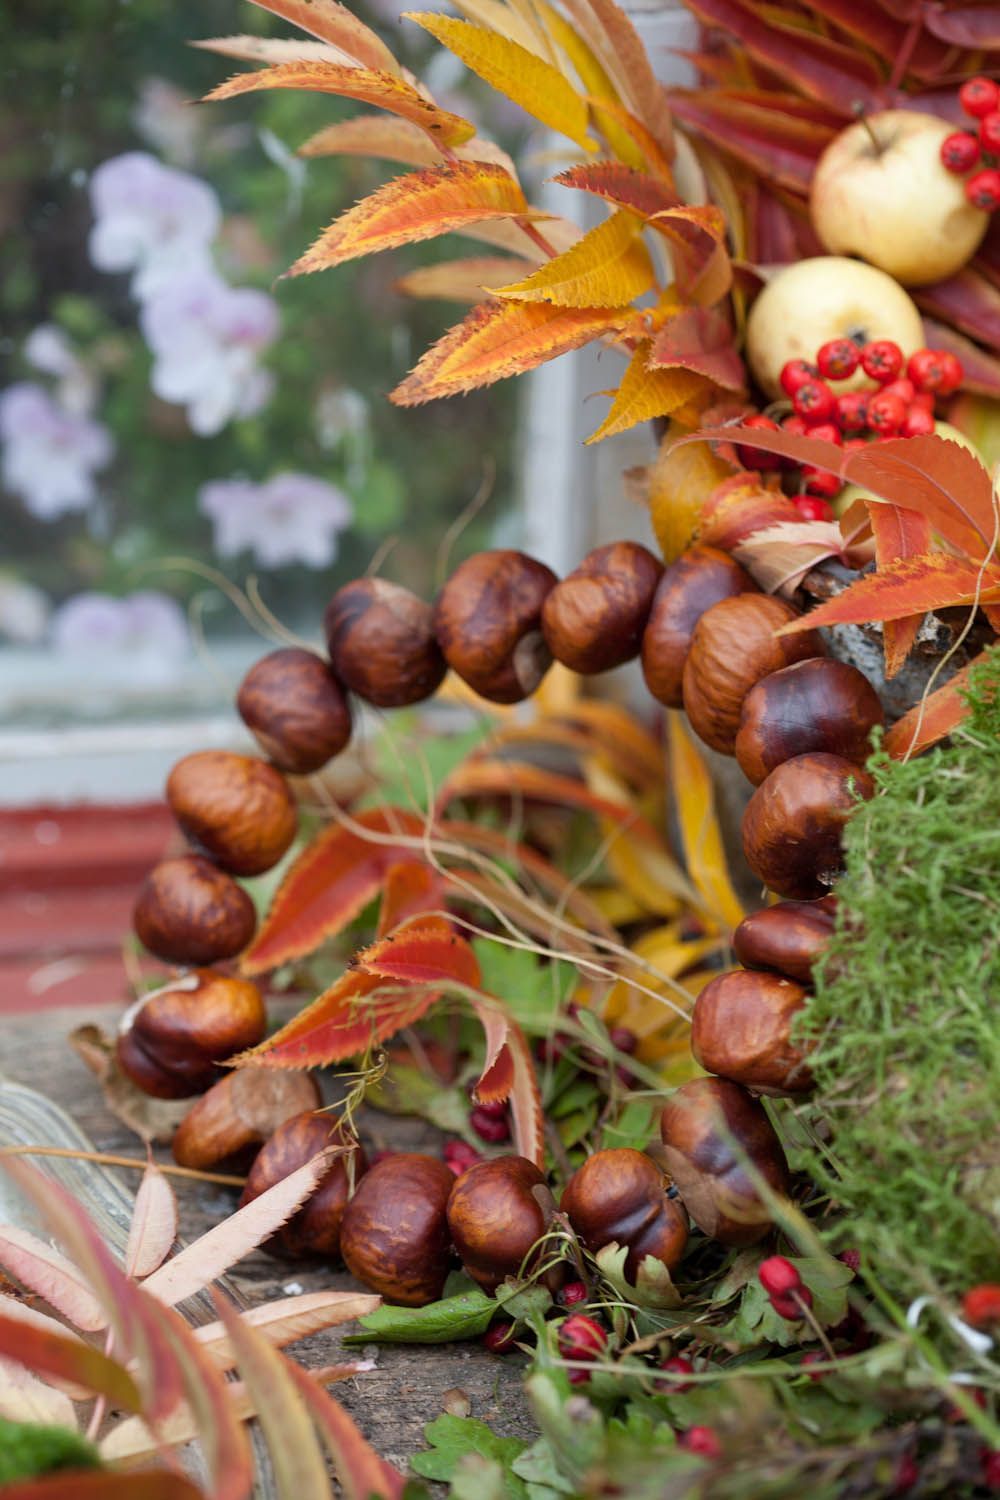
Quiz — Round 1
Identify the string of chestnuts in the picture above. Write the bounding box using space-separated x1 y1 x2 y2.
119 538 885 1307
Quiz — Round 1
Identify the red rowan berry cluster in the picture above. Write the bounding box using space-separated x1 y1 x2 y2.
941 76 1000 211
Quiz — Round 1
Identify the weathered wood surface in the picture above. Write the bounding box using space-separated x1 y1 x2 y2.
0 1003 535 1476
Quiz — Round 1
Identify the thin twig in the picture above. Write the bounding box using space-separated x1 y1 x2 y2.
0 1145 246 1188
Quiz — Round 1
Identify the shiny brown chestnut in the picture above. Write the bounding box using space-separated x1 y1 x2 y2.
541 542 663 675
742 752 875 900
116 968 267 1100
340 1153 455 1305
735 658 884 786
447 1155 555 1294
641 545 757 708
172 1069 322 1171
561 1148 688 1281
682 595 825 754
690 970 812 1096
237 648 352 774
167 751 297 877
434 549 557 703
132 853 256 966
659 1077 790 1246
732 897 837 984
238 1111 367 1257
324 578 446 708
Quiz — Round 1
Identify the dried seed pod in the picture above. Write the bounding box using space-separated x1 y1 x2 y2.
434 549 557 703
324 578 445 708
446 1155 554 1293
682 595 824 754
238 1112 367 1258
340 1153 455 1305
732 897 837 984
167 751 297 877
116 968 267 1100
735 658 884 786
561 1148 688 1281
172 1070 322 1171
236 647 352 774
742 752 875 900
132 853 257 966
690 970 813 1095
659 1077 790 1246
541 541 663 675
641 546 757 708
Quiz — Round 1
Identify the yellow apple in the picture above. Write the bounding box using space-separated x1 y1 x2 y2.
810 111 988 287
746 256 924 398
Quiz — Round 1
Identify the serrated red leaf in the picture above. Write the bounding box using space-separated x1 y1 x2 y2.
376 860 446 937
778 553 1000 634
842 437 1000 557
682 421 845 474
284 1355 405 1500
747 182 823 264
867 502 934 676
361 921 482 989
551 161 679 218
667 90 835 192
499 1022 545 1167
241 966 434 1068
798 0 950 77
648 307 744 390
649 204 731 304
883 654 983 758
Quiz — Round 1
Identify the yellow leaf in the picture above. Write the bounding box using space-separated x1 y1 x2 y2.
391 300 625 404
194 35 359 67
647 421 731 562
584 759 697 916
298 115 514 173
493 210 654 309
203 62 476 148
534 2 643 166
396 256 537 302
286 162 534 275
604 922 724 1034
405 12 597 150
667 711 745 930
243 0 402 74
559 0 674 156
449 0 556 59
587 343 707 444
587 95 675 182
588 886 647 926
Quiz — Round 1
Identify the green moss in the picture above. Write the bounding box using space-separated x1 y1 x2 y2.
801 647 1000 1294
0 1417 101 1484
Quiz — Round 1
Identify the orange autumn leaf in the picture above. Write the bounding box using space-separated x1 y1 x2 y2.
647 425 733 562
883 654 983 760
552 161 678 218
391 300 626 404
238 966 436 1067
559 0 674 156
493 209 655 309
362 921 483 990
843 435 1000 559
194 35 361 67
286 162 535 275
437 758 661 842
297 114 513 170
395 255 536 302
587 345 709 444
586 94 675 181
375 860 446 937
667 712 745 929
535 4 646 166
867 501 934 678
203 62 476 148
778 552 1000 635
404 12 597 150
649 204 731 304
243 0 401 74
648 306 745 392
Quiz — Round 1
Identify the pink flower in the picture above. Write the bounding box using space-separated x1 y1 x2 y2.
89 152 220 299
0 383 114 521
198 472 353 568
50 591 190 682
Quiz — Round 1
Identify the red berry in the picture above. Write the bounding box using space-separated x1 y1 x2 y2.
443 1139 483 1175
835 390 870 435
892 1454 920 1493
470 1105 510 1143
908 348 957 395
678 1427 722 1460
965 167 1000 211
984 1450 1000 1491
608 1026 637 1055
779 359 818 397
802 467 842 500
558 1313 607 1361
473 1097 508 1120
793 379 837 425
837 1248 861 1274
482 1320 517 1353
867 391 907 436
800 1350 827 1381
960 76 1000 119
805 422 842 446
941 131 981 174
981 111 1000 154
759 1256 802 1297
936 351 963 396
770 1286 813 1320
911 391 935 414
902 406 935 437
567 1367 591 1385
794 495 834 522
816 338 860 381
736 414 781 472
860 340 903 383
880 378 915 405
962 1284 1000 1328
558 1280 588 1307
782 415 809 437
657 1355 695 1393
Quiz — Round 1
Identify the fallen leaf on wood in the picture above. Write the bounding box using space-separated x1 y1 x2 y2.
0 1227 106 1333
126 1160 178 1279
193 1290 382 1370
69 1025 188 1145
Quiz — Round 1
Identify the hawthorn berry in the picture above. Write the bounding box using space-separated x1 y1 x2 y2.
835 391 869 435
779 359 818 397
965 167 1000 211
816 338 860 381
443 1138 483 1175
909 348 963 397
981 111 1000 155
960 76 1000 118
657 1355 695 1393
983 1449 1000 1491
470 1105 510 1143
867 391 907 436
482 1320 517 1353
805 422 842 447
558 1313 607 1361
902 407 935 437
837 1248 861 1274
860 340 903 384
770 1288 812 1320
941 130 981 174
892 1453 920 1493
558 1280 589 1307
800 1350 827 1381
794 495 834 522
802 467 841 499
962 1283 1000 1328
782 415 809 437
792 379 837 425
678 1426 722 1460
759 1256 802 1297
736 414 781 471
880 378 915 405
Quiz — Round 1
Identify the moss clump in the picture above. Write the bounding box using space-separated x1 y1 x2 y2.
802 647 1000 1294
0 1417 101 1483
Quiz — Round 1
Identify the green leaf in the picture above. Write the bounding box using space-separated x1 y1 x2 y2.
366 1062 474 1140
471 942 572 1037
0 1419 101 1484
366 721 491 814
346 1289 497 1345
598 1099 657 1153
411 1415 528 1498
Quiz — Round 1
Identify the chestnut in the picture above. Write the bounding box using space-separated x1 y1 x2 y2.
734 658 884 786
561 1148 688 1281
541 542 663 675
238 1111 367 1257
446 1155 554 1294
236 647 352 774
323 578 445 708
172 1069 321 1171
659 1077 790 1246
340 1153 454 1305
732 897 837 984
641 545 757 708
167 751 297 877
682 595 824 754
433 549 557 703
116 968 267 1100
742 752 875 900
690 970 812 1096
132 853 256 966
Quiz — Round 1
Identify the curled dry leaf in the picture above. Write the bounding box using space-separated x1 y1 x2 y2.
69 1025 188 1144
733 520 848 596
0 1226 106 1333
126 1160 178 1279
194 1290 382 1370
